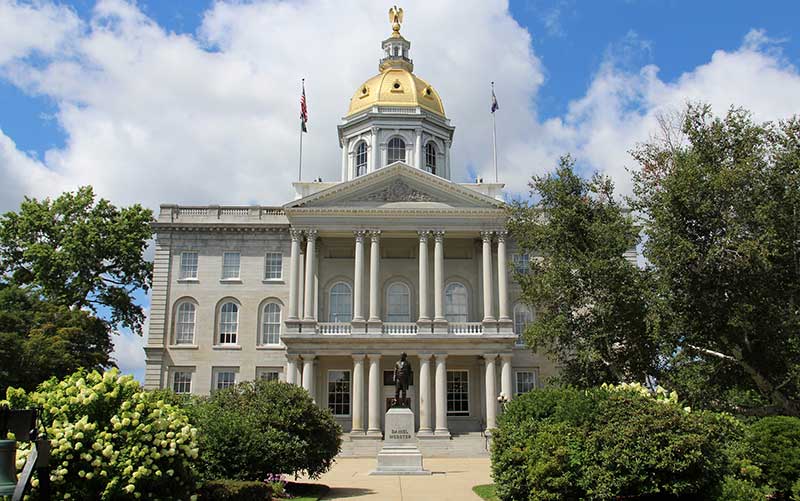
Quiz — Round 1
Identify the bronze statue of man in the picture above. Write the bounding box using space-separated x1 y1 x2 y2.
393 352 412 406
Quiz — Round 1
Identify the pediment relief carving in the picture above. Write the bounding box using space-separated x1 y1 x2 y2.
351 179 435 203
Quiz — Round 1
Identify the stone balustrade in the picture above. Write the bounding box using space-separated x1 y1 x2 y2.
382 322 419 335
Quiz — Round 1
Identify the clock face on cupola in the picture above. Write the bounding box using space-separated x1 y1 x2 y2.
337 7 455 182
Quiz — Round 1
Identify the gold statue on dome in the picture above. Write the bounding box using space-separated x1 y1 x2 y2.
389 5 404 34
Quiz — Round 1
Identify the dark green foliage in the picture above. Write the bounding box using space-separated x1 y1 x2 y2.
508 156 658 386
198 480 271 500
747 416 800 495
491 387 742 501
0 283 112 394
189 379 341 481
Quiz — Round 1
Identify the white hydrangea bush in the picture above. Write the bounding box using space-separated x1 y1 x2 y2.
3 369 199 500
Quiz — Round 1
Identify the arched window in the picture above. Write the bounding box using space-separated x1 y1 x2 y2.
444 283 468 323
386 282 411 322
355 142 368 177
175 301 196 345
514 304 534 345
387 137 406 164
329 282 353 323
261 303 281 345
425 142 437 174
219 302 239 344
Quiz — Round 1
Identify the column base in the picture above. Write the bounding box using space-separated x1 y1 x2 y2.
351 318 366 334
416 319 432 334
482 319 498 333
497 318 514 335
433 429 451 439
367 319 383 334
285 320 302 335
432 319 448 334
366 429 383 438
416 428 434 438
349 429 367 438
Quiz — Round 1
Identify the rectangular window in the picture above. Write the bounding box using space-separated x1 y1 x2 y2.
179 252 198 279
327 370 351 416
447 370 469 416
222 252 240 279
172 371 192 394
264 252 283 280
515 371 537 396
256 368 280 382
214 369 236 391
512 253 530 275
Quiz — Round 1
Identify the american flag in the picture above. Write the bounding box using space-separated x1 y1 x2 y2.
491 84 499 113
300 80 308 132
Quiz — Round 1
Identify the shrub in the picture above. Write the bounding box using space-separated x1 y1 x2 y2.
3 369 199 500
747 415 800 496
491 384 742 501
197 479 271 500
190 379 341 481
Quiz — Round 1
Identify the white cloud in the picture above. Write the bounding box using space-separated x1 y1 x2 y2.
111 317 147 383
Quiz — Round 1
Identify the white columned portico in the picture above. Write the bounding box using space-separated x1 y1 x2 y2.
501 353 513 401
302 355 316 402
288 229 303 320
484 354 498 432
367 354 382 437
434 354 450 437
418 353 433 436
497 230 511 324
417 231 430 324
353 230 366 324
303 230 317 321
481 231 495 323
433 231 446 328
368 230 382 326
351 354 366 435
286 355 299 385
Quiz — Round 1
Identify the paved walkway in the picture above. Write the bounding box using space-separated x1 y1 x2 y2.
303 457 492 501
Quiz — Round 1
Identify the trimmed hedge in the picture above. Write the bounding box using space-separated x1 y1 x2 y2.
198 479 271 500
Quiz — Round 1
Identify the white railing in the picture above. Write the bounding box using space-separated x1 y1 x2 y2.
219 208 249 216
176 207 208 216
378 106 419 115
316 322 352 335
382 322 418 335
448 322 483 335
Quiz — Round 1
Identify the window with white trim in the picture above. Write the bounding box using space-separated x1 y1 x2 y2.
172 371 192 394
512 253 530 275
515 370 537 396
355 142 368 177
213 369 236 391
387 137 406 164
447 370 469 416
218 302 239 344
386 282 411 322
444 283 468 323
513 304 534 345
261 302 281 345
175 301 196 344
327 370 351 416
425 142 436 174
256 368 280 382
222 252 241 279
179 252 198 279
264 252 282 280
329 282 353 322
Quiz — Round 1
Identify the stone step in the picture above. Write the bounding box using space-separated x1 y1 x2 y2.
339 432 490 458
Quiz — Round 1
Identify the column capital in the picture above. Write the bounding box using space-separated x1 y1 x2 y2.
495 230 508 242
290 228 304 241
305 229 318 240
417 230 430 241
480 230 494 242
354 229 368 241
352 353 366 361
434 353 448 361
433 230 445 242
301 354 317 361
369 229 382 241
418 352 433 361
367 353 382 360
483 353 499 361
286 354 301 362
500 353 513 362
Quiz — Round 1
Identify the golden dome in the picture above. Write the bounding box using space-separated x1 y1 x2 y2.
346 67 446 118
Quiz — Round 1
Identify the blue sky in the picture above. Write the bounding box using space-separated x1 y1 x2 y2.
2 0 800 382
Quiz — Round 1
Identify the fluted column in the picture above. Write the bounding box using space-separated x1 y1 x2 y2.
418 353 433 436
351 354 365 435
497 230 511 322
367 354 382 436
302 355 316 402
353 231 366 323
303 230 318 321
286 355 299 385
297 249 305 320
481 231 495 323
501 353 513 401
418 231 430 322
368 230 382 324
484 354 498 432
433 230 445 322
434 354 450 436
288 229 303 319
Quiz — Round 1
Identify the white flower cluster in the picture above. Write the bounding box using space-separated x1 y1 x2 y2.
600 381 690 412
3 369 199 500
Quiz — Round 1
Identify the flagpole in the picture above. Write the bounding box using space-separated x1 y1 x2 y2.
492 81 498 183
298 79 304 182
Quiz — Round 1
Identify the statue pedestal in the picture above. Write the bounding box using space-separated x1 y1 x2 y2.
369 407 430 475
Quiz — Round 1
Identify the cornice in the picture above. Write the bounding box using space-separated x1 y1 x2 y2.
152 222 289 233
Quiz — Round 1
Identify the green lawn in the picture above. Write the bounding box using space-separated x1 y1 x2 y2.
472 484 499 501
286 482 330 501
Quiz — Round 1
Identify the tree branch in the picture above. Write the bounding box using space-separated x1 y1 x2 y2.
685 343 737 362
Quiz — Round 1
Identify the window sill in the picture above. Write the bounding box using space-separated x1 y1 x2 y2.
169 344 199 350
219 278 242 284
256 345 284 350
212 344 242 351
177 278 199 283
262 279 284 284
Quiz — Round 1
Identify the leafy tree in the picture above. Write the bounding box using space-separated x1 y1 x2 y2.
507 155 657 385
632 105 800 416
0 186 153 334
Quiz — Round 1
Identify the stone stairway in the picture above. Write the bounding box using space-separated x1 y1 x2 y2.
338 432 490 458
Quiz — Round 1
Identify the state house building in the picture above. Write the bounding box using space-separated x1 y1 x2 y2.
143 19 558 441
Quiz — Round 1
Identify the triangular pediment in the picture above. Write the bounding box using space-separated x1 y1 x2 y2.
285 162 503 211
